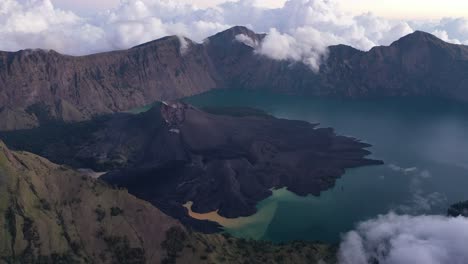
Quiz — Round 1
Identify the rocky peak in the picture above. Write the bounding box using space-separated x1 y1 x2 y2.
212 26 257 39
327 44 364 62
130 35 196 56
390 30 447 49
207 26 263 47
160 101 192 127
131 35 182 49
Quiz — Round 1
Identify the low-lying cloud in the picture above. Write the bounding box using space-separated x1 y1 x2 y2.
339 213 468 264
1 0 468 69
387 164 448 214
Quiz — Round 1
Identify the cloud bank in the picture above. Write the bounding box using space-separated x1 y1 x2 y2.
339 213 468 264
1 0 468 69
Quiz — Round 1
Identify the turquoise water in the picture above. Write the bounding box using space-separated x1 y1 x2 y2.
184 89 468 243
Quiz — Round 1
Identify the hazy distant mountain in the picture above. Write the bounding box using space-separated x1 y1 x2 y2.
0 141 335 263
1 26 468 130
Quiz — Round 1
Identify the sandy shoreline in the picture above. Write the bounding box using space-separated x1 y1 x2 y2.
183 198 280 239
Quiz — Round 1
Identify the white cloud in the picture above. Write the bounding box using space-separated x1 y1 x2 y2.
257 29 299 60
1 0 468 69
397 191 447 214
339 213 468 264
388 164 418 174
178 36 190 55
0 0 104 54
387 165 447 214
235 33 258 48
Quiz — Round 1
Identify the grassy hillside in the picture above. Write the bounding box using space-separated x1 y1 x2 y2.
0 141 335 263
0 140 181 263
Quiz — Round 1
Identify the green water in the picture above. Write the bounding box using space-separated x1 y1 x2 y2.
184 89 468 243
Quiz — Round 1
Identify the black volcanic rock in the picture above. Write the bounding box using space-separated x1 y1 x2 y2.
2 27 468 130
1 103 382 230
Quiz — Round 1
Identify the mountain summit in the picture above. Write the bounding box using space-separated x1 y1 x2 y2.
1 27 468 130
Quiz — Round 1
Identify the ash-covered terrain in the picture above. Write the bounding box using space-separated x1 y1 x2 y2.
1 102 382 232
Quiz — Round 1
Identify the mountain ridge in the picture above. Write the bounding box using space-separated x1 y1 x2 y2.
1 27 468 131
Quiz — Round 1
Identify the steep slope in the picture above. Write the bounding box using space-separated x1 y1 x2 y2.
205 26 323 94
0 103 382 231
206 28 468 99
0 36 218 130
0 140 180 263
0 141 335 263
321 31 468 99
3 27 468 131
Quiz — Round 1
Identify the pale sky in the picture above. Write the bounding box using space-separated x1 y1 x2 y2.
4 0 466 55
51 0 468 19
344 0 468 19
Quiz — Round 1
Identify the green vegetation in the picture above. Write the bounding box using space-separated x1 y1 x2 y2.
5 206 17 252
0 142 336 263
35 252 79 264
179 231 336 264
103 235 146 264
95 207 106 222
39 199 51 211
110 207 124 216
161 226 187 264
